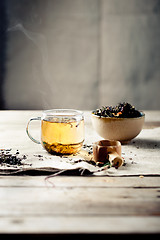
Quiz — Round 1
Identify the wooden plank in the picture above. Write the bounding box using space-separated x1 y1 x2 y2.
0 216 159 234
0 176 160 188
144 111 160 122
0 187 160 217
0 110 41 125
0 111 159 234
0 110 159 125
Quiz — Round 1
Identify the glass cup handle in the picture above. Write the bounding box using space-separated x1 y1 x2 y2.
26 117 41 144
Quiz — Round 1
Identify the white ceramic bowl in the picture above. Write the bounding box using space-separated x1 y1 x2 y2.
91 111 145 143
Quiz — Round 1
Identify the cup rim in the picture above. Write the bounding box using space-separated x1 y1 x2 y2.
42 109 84 117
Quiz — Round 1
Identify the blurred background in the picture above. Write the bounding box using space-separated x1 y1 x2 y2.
0 0 160 110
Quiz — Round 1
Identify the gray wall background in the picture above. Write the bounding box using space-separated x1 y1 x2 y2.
4 0 160 110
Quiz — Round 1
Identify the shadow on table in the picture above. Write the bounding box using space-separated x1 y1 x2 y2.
0 234 160 239
143 122 160 129
128 138 160 150
0 233 160 240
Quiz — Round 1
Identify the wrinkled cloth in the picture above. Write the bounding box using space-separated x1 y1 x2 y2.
0 123 160 176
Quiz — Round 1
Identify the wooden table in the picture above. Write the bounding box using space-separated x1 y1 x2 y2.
0 110 160 235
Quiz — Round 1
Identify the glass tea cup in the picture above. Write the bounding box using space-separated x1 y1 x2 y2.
26 109 85 155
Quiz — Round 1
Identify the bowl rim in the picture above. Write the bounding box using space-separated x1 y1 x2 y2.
91 110 145 120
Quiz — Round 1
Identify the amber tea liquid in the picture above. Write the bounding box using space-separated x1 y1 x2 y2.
41 118 84 155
